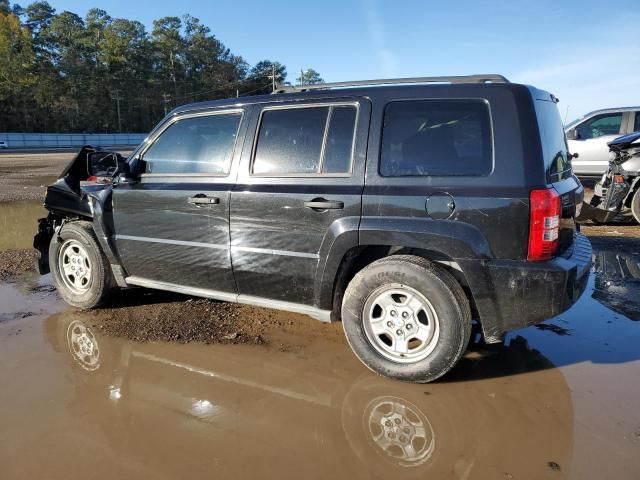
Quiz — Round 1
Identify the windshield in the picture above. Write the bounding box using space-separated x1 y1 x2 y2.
564 116 584 129
535 99 572 182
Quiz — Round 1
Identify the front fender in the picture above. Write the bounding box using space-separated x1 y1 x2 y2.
85 188 128 287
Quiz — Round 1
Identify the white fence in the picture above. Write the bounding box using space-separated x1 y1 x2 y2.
0 133 146 149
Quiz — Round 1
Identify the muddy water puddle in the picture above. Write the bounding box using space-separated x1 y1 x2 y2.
0 247 639 479
0 200 46 249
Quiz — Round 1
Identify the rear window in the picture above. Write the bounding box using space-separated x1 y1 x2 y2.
252 105 357 176
534 100 571 182
380 100 493 177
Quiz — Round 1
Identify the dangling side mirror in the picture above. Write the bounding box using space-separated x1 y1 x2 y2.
566 128 580 141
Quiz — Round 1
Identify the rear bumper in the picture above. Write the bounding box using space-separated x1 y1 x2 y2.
464 233 592 342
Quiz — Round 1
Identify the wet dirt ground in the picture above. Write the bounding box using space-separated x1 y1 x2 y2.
1 153 640 479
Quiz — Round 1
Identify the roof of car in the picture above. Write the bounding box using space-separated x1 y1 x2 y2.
566 106 640 128
168 74 537 117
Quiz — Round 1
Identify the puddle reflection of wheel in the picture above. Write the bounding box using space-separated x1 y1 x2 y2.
66 320 101 371
363 395 435 466
342 376 469 479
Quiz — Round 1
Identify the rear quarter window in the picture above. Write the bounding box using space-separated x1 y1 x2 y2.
380 99 493 177
534 100 571 182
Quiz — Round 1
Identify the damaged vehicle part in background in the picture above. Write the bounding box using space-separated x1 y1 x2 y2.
565 106 640 177
579 132 640 224
34 75 592 383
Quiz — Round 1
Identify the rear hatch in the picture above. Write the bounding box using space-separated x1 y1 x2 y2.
533 93 583 256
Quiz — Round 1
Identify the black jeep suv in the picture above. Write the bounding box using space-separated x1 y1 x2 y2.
34 74 592 382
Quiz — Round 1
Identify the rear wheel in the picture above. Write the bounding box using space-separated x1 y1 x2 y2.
50 221 115 309
341 255 471 383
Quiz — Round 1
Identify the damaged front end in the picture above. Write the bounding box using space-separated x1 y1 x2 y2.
34 146 127 274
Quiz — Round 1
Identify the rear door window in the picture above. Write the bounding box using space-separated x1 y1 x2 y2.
379 100 493 176
252 105 357 176
635 111 640 132
143 113 242 175
322 106 357 173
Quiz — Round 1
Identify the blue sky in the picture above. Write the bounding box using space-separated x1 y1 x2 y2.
48 0 640 122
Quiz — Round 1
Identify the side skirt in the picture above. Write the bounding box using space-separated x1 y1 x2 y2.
124 276 332 323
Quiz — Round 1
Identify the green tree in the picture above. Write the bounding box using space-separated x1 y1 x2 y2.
249 60 287 93
296 68 323 86
151 16 183 105
182 15 247 101
47 11 91 129
101 18 153 130
0 2 291 133
0 11 35 130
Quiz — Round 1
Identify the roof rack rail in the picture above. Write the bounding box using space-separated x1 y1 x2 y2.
272 74 509 94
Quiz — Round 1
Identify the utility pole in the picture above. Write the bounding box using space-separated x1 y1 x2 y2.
111 89 122 133
267 64 277 92
162 93 171 116
300 69 304 86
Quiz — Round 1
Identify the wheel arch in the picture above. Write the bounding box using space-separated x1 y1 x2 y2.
326 245 480 329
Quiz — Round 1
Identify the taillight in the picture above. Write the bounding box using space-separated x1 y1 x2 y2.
528 188 561 261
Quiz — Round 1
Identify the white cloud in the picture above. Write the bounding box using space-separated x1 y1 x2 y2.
510 16 640 120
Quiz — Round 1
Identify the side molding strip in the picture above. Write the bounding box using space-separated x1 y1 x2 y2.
231 245 319 259
124 276 332 323
115 234 319 259
115 234 228 250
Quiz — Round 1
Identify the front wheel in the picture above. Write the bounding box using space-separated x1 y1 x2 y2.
341 255 471 383
49 221 115 309
631 188 640 224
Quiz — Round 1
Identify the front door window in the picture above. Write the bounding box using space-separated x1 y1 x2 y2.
577 113 623 139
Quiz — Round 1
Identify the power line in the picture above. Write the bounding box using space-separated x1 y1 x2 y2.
170 77 273 101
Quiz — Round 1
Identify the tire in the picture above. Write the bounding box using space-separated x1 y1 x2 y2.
631 188 640 224
49 221 115 309
341 255 471 383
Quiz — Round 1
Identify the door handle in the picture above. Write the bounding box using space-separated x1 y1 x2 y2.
304 199 344 210
187 195 220 205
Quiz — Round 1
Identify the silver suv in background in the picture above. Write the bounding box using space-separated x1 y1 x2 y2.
566 107 640 176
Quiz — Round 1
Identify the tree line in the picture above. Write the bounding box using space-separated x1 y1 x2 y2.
0 1 324 133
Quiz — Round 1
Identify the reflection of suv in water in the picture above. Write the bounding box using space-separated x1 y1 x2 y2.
566 106 640 176
35 74 592 382
47 313 573 479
